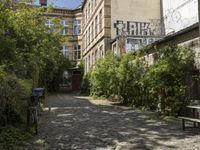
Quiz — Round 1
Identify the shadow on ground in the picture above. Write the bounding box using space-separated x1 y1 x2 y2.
17 94 200 150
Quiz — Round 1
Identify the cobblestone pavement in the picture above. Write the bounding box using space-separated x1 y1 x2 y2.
16 94 200 150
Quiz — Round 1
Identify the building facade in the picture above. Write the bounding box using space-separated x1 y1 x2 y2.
82 0 162 73
39 0 82 66
37 0 83 90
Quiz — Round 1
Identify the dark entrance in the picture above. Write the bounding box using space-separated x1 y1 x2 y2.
71 70 82 91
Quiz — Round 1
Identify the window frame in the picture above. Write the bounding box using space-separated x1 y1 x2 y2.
73 45 81 60
60 20 68 35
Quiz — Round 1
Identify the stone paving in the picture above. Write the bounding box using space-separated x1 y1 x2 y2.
16 94 200 150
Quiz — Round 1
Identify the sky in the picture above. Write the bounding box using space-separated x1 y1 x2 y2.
34 0 83 9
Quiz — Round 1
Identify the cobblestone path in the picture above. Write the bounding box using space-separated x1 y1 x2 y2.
17 94 200 150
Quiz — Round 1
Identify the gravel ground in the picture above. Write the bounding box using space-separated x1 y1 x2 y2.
16 94 200 150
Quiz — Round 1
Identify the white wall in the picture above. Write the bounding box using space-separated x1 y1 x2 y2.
163 0 198 34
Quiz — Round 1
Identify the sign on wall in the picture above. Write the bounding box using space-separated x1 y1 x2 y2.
163 0 198 34
114 20 161 52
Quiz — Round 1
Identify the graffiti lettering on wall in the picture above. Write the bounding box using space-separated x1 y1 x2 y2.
114 20 161 52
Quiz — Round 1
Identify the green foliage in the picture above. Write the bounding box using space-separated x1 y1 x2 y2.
0 2 66 90
0 75 32 126
81 73 91 95
89 52 120 98
89 46 195 115
118 53 147 105
0 1 70 145
144 46 194 114
0 126 32 149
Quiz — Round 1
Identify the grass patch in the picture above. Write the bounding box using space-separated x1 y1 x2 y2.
161 115 176 121
92 95 107 100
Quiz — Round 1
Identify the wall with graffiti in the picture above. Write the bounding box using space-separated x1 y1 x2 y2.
114 20 161 52
163 0 198 34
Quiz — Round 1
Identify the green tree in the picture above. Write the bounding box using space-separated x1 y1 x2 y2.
118 53 147 105
4 3 66 90
144 46 194 114
89 52 119 98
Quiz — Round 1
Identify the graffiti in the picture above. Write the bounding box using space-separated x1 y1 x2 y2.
163 0 198 34
114 20 161 52
126 37 156 52
114 20 161 36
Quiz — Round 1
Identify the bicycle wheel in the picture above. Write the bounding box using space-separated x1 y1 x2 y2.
33 109 38 135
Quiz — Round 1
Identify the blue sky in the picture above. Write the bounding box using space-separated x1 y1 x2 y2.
34 0 83 9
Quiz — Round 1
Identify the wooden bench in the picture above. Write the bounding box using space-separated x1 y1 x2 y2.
179 116 200 130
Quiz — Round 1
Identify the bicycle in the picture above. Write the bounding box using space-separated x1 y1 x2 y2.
27 88 45 135
29 106 38 135
27 96 39 135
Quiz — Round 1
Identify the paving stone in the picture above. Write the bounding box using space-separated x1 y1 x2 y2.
15 94 200 150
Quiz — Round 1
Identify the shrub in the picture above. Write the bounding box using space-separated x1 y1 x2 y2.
118 53 147 104
0 126 32 149
0 75 33 126
81 73 91 95
144 46 194 114
89 52 120 98
88 46 195 115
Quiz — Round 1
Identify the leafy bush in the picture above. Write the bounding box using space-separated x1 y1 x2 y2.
0 75 32 126
81 73 91 95
89 52 120 98
118 53 147 105
144 46 194 114
0 126 32 149
89 46 195 115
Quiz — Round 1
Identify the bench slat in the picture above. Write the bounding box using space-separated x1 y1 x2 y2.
179 117 200 123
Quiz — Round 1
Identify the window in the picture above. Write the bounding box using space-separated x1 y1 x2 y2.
45 19 54 32
95 0 97 7
88 3 90 17
73 20 81 35
83 34 86 50
88 27 90 44
86 31 88 46
95 16 98 36
95 49 98 59
88 55 90 69
85 58 87 73
99 45 103 57
91 22 94 40
99 10 102 31
91 1 93 13
85 9 87 20
62 45 68 58
60 20 68 35
92 53 94 65
73 45 81 60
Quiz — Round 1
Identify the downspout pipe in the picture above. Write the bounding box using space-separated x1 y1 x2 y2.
160 0 165 37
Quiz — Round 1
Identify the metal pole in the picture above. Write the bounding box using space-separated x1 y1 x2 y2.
198 0 200 70
198 0 200 38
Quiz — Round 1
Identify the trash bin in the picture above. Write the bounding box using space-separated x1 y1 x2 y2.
33 88 45 98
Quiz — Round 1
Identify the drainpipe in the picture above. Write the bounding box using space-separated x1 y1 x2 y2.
160 0 165 37
198 0 200 39
197 0 200 70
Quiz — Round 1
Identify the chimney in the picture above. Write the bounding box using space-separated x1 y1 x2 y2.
39 0 47 6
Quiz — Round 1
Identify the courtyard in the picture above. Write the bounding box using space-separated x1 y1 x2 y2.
17 94 200 150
